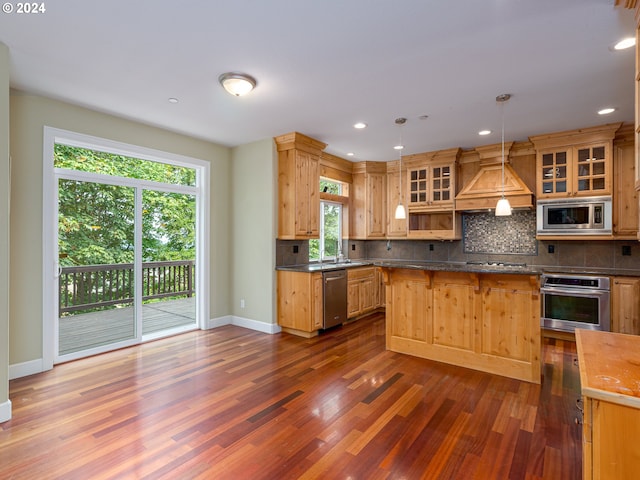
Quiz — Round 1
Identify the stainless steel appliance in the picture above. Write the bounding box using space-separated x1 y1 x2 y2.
322 269 347 329
540 273 610 332
536 196 612 236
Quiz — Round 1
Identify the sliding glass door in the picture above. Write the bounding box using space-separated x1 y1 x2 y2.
57 179 138 357
49 134 204 364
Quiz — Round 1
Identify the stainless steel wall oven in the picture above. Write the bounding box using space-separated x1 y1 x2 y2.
540 274 610 333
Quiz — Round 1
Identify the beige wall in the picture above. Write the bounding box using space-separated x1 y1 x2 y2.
1 44 11 420
230 139 277 324
9 92 233 366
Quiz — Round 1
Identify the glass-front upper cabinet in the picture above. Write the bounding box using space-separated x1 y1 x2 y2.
532 124 620 200
407 162 454 208
538 143 610 198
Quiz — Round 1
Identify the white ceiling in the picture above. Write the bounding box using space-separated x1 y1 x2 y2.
0 0 635 161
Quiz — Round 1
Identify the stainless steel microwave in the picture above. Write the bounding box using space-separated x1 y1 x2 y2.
536 196 612 235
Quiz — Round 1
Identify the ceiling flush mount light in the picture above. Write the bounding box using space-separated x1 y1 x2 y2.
218 72 257 96
394 117 407 220
478 129 491 136
495 94 512 217
353 122 367 129
598 107 616 115
168 97 179 104
347 152 355 157
614 37 636 50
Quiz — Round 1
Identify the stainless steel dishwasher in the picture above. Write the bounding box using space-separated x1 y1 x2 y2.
322 269 347 329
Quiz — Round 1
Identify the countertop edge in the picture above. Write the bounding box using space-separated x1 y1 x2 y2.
277 261 639 277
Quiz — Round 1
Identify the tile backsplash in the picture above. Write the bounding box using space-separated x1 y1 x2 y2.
463 211 537 255
276 211 640 272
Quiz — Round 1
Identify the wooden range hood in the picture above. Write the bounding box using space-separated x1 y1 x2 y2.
455 142 534 212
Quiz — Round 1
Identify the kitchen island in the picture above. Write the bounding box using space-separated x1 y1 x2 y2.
379 262 541 383
575 329 640 480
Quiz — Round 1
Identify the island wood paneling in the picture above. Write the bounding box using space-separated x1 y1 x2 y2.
384 268 541 383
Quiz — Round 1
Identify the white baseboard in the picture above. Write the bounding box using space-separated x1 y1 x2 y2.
231 315 282 334
205 314 281 334
0 399 12 423
9 358 46 380
204 315 232 329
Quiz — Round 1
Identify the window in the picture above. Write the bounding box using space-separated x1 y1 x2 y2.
320 178 342 195
310 178 345 262
309 201 342 262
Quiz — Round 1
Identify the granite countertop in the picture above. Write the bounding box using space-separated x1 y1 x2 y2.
575 329 640 409
276 260 640 277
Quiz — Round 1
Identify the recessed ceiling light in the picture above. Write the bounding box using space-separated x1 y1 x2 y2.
598 107 616 115
353 122 367 129
347 152 355 156
168 97 179 104
394 145 404 150
614 37 636 50
478 130 491 136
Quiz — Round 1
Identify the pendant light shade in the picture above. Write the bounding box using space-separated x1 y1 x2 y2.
495 197 512 216
495 94 512 217
394 117 407 220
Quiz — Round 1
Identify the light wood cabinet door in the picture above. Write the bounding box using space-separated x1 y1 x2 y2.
312 273 323 330
277 270 323 336
351 166 387 239
613 138 638 238
275 132 325 240
347 279 361 318
386 167 407 238
360 277 375 312
586 398 640 480
347 267 377 318
432 272 478 351
366 173 386 238
293 151 320 237
611 277 640 335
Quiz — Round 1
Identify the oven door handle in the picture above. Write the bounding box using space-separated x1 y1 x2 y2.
540 287 608 297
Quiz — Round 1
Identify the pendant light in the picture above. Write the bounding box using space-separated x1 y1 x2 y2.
394 117 407 220
495 94 512 216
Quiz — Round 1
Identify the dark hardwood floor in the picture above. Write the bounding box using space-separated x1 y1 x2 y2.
1 313 581 479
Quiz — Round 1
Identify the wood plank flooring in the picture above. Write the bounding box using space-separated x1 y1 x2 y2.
1 313 582 479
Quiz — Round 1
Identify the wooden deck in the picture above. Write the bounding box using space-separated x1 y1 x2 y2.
4 313 582 479
59 297 196 355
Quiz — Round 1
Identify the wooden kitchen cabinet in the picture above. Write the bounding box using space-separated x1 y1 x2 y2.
611 276 640 335
530 124 621 199
347 266 377 318
403 148 462 240
275 132 327 239
386 160 407 238
277 270 323 337
613 127 639 238
351 162 387 239
576 329 640 480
